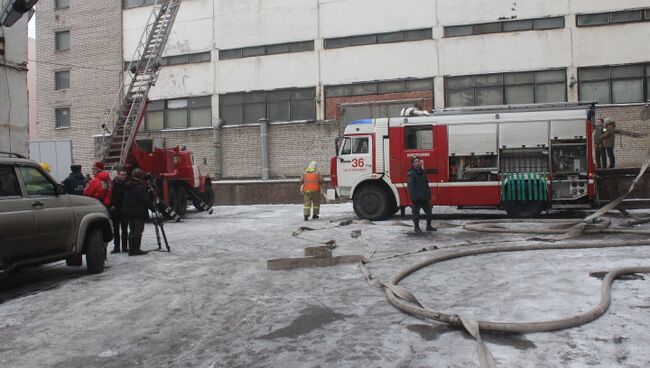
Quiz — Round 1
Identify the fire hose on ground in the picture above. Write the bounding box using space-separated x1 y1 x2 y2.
374 152 650 367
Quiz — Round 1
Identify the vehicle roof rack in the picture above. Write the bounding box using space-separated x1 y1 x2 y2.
0 151 27 159
424 101 597 117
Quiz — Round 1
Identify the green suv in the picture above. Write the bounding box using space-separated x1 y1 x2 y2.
0 152 113 276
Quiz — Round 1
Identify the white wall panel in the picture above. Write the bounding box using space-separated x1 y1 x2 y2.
571 0 650 13
123 0 213 59
319 0 434 38
215 53 318 93
438 0 568 25
214 0 316 49
439 30 571 76
321 41 437 85
149 63 214 99
573 23 650 67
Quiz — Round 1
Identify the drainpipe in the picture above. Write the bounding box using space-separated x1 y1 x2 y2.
259 118 270 180
212 118 225 180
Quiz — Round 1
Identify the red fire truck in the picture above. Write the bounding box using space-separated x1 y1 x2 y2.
330 103 597 219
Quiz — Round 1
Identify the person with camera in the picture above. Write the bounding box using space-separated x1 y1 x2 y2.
110 169 129 254
122 168 155 256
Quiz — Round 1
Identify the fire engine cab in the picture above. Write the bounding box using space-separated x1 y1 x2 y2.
330 103 596 220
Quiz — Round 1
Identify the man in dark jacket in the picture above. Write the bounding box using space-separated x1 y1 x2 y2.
407 156 435 233
110 169 129 254
62 164 88 195
122 168 155 256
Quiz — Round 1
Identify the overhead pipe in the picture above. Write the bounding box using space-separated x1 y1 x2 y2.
212 118 225 180
259 118 270 180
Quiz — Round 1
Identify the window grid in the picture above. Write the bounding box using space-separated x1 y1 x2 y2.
219 41 314 60
445 69 567 107
55 108 70 128
324 28 432 49
145 96 212 131
444 16 565 37
578 63 650 104
55 0 70 10
54 70 70 90
576 8 650 27
125 51 211 70
122 0 155 9
325 78 434 98
55 30 70 51
219 88 316 125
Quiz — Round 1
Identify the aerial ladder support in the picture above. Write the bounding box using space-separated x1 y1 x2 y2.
100 0 181 170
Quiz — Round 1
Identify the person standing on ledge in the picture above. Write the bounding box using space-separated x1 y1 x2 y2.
601 118 617 168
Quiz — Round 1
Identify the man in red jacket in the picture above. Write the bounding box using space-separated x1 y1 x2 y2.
83 162 112 208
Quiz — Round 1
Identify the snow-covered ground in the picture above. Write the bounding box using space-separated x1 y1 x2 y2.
1 203 649 368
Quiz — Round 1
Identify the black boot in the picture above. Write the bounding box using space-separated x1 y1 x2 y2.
110 245 120 254
312 215 319 219
304 215 309 221
426 222 436 231
414 223 422 233
131 236 147 256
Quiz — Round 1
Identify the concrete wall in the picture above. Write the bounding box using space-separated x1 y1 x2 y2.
27 37 36 140
36 0 123 173
0 8 29 157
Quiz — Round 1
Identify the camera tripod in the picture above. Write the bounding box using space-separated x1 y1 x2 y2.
151 204 171 252
145 177 173 252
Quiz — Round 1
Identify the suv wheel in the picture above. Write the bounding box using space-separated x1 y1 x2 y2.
85 229 106 274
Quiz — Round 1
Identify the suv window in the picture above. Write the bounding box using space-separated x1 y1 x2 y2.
0 166 22 198
19 166 56 196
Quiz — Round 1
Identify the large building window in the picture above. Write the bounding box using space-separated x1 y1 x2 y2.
325 78 433 98
445 69 566 107
55 108 70 128
220 88 316 125
145 96 212 131
219 41 314 60
123 0 155 9
54 70 70 90
55 0 70 10
125 51 211 70
576 8 650 27
579 64 650 104
324 29 432 49
444 16 565 37
55 30 70 51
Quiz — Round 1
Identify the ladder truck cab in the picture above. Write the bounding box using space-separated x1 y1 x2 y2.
331 103 597 220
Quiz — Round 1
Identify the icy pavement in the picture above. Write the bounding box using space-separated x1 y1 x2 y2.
1 203 650 368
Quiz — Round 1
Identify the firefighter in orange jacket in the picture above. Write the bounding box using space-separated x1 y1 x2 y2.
300 161 324 221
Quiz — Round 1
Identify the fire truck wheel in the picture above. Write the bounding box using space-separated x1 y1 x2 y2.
353 185 390 220
502 200 545 218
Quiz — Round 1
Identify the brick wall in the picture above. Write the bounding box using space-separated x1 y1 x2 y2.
268 121 339 178
140 120 339 180
325 91 434 120
35 1 123 173
596 105 650 168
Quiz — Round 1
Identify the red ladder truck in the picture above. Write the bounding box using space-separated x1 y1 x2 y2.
331 103 599 219
99 0 213 216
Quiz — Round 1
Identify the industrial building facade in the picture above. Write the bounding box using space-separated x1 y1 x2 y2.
37 0 650 181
